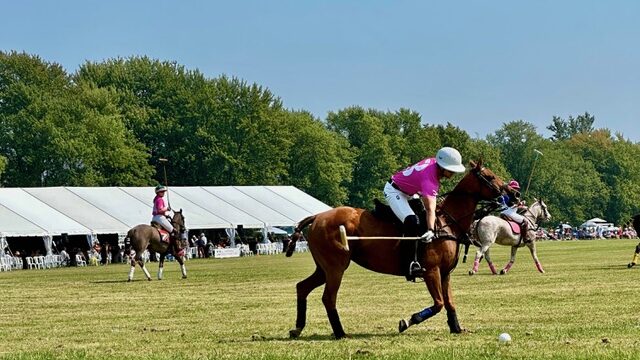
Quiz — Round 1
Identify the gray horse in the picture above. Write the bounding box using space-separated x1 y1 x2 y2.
125 210 188 281
469 199 551 275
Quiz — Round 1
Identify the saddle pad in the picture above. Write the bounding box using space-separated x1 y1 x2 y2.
158 229 170 243
505 220 521 234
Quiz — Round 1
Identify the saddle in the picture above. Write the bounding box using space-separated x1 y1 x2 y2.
499 215 522 234
151 222 171 244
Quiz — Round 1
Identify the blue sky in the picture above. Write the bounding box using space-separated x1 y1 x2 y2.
2 0 639 141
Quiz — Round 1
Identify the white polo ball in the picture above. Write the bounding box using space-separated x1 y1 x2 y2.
498 332 512 342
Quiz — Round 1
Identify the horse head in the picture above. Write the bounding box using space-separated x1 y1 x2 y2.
171 209 189 248
438 160 512 237
527 198 551 224
456 160 513 201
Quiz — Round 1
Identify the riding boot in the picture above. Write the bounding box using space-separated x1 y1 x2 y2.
401 215 423 281
521 221 529 243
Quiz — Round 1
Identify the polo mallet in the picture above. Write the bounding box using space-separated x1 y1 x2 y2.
159 158 171 209
524 149 543 199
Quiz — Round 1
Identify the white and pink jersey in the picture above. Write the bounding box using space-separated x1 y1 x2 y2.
390 157 440 198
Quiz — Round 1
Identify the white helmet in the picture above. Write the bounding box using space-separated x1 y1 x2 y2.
436 147 465 173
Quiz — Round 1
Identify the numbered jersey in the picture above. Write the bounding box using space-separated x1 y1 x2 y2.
390 157 440 197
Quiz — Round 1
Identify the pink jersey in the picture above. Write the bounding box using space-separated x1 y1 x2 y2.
390 157 440 197
152 195 166 215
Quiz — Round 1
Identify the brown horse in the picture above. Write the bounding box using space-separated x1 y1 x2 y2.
285 161 515 339
125 210 188 281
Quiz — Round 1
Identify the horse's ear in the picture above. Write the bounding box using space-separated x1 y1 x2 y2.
469 160 477 169
179 208 183 213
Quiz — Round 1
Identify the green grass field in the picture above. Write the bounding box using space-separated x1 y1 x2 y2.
1 239 640 360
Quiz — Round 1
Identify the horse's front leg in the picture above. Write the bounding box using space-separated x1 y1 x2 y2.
176 254 187 279
158 253 165 280
483 249 498 274
399 267 444 333
527 241 545 273
441 272 462 333
501 246 519 274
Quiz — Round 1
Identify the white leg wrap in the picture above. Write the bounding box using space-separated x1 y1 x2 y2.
181 264 187 277
128 266 135 281
142 266 151 280
158 267 164 280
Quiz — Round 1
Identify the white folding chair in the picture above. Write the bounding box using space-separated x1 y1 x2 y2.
75 254 87 267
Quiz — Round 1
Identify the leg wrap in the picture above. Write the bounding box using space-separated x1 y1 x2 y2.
410 306 435 325
295 299 307 330
447 311 462 333
327 308 346 339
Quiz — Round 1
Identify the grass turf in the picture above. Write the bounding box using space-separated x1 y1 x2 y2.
1 239 639 359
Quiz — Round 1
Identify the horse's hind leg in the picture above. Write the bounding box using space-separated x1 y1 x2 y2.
137 254 152 281
158 253 165 280
289 266 326 339
399 266 444 333
469 244 490 275
501 246 519 274
128 251 137 282
322 269 347 339
528 242 545 273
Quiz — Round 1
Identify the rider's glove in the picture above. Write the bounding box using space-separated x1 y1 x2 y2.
420 230 435 243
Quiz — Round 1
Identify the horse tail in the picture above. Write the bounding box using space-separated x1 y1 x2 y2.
286 215 316 257
123 229 134 255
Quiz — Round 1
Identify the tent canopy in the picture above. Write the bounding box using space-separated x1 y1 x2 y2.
0 186 330 237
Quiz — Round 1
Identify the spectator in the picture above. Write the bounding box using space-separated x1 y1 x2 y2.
60 248 70 266
197 233 207 258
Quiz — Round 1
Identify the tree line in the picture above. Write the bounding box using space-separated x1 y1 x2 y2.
1 51 639 227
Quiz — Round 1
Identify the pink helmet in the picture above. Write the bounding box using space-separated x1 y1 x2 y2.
508 180 520 190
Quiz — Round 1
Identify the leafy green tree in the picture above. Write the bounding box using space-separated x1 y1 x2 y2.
327 107 397 207
283 111 353 206
547 112 595 141
0 52 152 186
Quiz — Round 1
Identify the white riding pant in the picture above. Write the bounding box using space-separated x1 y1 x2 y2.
383 182 415 223
152 215 174 233
501 207 524 223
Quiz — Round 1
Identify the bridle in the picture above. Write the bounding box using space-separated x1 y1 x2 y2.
436 167 508 238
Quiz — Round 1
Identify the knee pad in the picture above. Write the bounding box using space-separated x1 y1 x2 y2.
403 215 419 237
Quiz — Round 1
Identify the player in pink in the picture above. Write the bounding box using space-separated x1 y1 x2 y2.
151 185 175 235
383 147 466 279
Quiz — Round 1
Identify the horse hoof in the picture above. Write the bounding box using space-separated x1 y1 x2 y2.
147 278 152 281
468 270 475 276
289 328 302 339
127 279 132 282
500 270 507 275
628 263 635 268
398 319 409 333
182 275 187 279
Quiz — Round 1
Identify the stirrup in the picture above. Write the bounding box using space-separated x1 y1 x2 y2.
409 261 423 277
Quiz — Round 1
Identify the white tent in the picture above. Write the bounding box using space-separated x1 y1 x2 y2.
0 186 331 249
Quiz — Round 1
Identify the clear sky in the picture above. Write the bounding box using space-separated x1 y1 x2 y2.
2 0 639 141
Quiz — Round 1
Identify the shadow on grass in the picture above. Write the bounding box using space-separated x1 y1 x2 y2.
247 332 399 342
90 279 140 284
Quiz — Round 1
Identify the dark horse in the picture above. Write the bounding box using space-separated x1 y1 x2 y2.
285 161 515 339
125 210 188 281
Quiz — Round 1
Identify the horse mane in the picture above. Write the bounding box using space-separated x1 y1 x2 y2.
286 215 317 257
